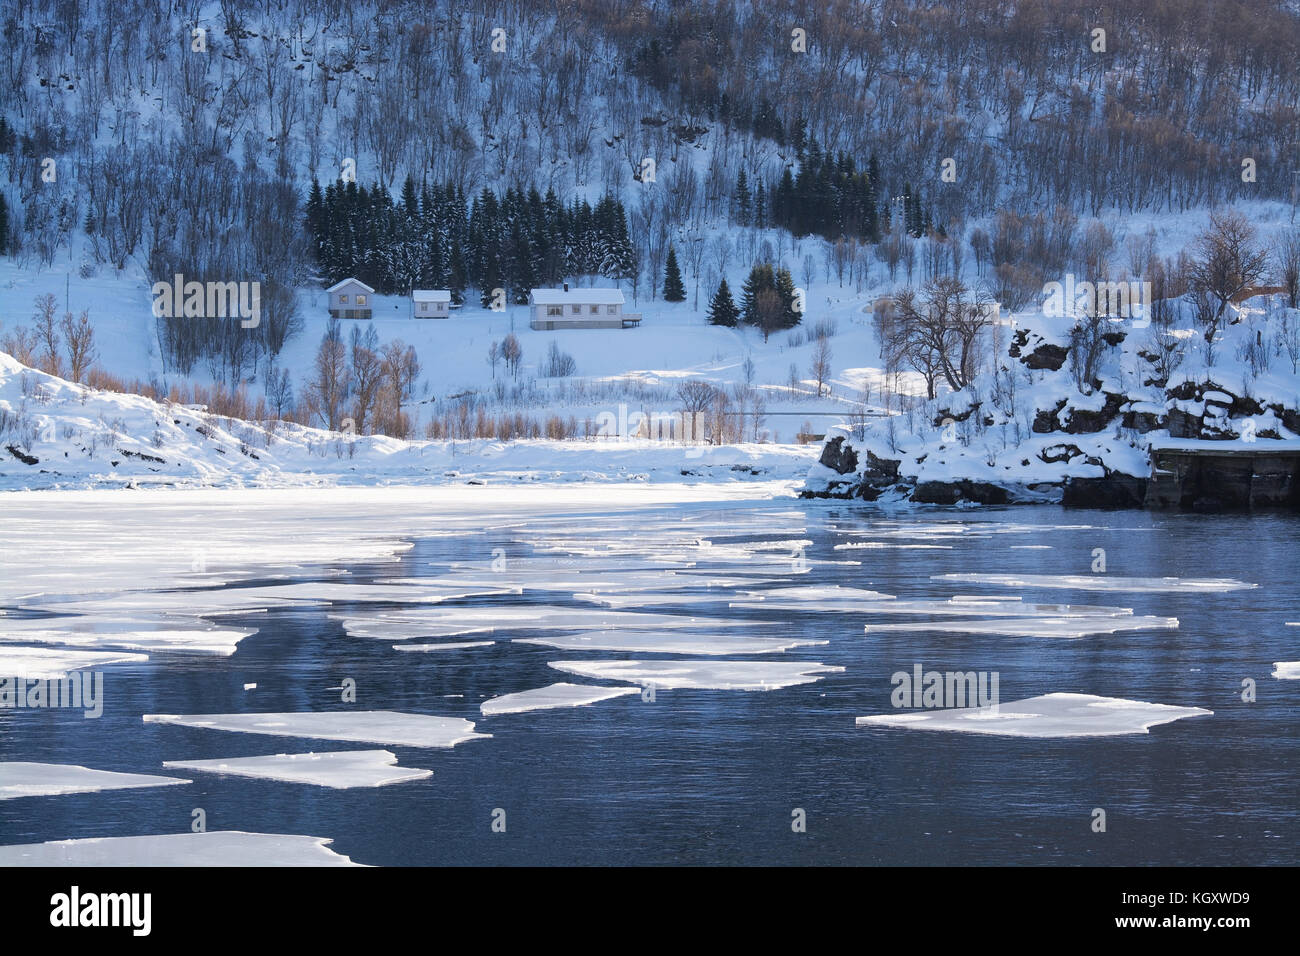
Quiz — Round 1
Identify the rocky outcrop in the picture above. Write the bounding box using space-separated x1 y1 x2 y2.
1062 474 1148 508
818 435 858 474
1009 329 1069 371
912 480 1010 505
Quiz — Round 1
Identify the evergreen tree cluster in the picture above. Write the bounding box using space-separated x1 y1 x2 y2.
739 263 801 337
899 183 933 239
305 178 636 306
733 143 893 244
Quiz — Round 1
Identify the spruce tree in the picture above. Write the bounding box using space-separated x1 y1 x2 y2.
707 278 740 327
734 169 751 226
0 193 10 255
740 263 776 325
662 245 686 301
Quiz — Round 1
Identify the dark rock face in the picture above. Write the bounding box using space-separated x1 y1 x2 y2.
1034 399 1067 433
912 480 1010 505
1009 329 1069 371
1038 443 1084 464
1166 407 1201 438
818 436 858 475
1023 343 1069 371
1122 410 1164 432
1062 474 1148 508
1062 392 1126 433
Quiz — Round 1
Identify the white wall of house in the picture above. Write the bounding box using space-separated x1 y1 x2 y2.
327 278 374 319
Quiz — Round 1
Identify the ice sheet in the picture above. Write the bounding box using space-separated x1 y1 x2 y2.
1272 662 1300 679
142 711 490 748
732 596 1133 618
392 641 496 652
834 542 953 550
572 592 743 609
0 831 361 866
336 607 757 639
391 572 769 593
0 646 148 679
162 750 431 788
0 762 190 799
862 615 1177 637
855 692 1212 737
932 573 1257 592
516 631 827 655
548 659 845 690
0 625 255 656
480 683 639 715
736 585 895 602
231 582 520 604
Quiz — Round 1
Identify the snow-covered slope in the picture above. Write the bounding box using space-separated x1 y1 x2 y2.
0 352 817 491
804 294 1300 507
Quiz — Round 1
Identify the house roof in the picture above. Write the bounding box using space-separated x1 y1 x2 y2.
326 278 375 294
412 289 451 302
529 288 625 305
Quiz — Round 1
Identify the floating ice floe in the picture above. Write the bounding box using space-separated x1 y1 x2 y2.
572 591 743 609
392 641 495 652
749 597 1134 618
0 646 148 679
833 542 953 550
0 831 361 866
863 615 1178 638
515 631 826 655
548 659 845 690
142 711 490 748
733 584 895 604
229 582 521 604
0 762 190 800
480 683 639 715
336 607 757 640
931 573 1257 592
855 692 1212 737
397 572 769 594
162 750 431 788
1272 662 1300 680
0 624 255 656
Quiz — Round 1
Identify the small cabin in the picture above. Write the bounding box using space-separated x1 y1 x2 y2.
327 278 374 319
412 289 452 318
528 286 641 330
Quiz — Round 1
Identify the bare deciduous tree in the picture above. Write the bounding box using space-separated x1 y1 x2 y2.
61 309 96 382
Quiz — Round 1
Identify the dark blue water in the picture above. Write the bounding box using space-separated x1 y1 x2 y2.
2 502 1297 865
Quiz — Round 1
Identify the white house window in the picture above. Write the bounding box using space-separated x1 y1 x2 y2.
438 302 446 311
589 305 599 314
571 305 581 314
356 295 367 305
420 302 429 312
606 305 617 314
547 305 563 316
339 294 349 304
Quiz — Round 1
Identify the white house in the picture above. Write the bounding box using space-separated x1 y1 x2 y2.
528 285 641 330
326 278 374 319
412 289 452 318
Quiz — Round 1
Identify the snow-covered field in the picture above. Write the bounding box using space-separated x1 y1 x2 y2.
0 350 818 490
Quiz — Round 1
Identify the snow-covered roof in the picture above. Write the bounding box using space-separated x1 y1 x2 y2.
529 288 625 305
326 278 375 294
412 289 451 302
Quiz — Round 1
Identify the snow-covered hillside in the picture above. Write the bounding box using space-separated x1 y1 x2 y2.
804 292 1300 507
0 351 817 491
